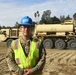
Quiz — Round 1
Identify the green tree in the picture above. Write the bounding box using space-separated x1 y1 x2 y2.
0 25 1 29
40 10 61 24
52 16 61 24
14 22 19 27
2 25 6 28
34 11 40 24
65 15 72 20
40 10 51 24
34 12 37 22
60 15 65 23
73 13 76 20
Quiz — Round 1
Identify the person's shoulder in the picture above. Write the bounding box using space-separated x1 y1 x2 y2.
11 39 19 49
11 39 18 45
33 38 42 49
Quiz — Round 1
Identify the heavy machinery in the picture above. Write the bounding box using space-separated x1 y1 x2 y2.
34 22 76 50
0 27 21 47
0 20 76 49
0 27 34 48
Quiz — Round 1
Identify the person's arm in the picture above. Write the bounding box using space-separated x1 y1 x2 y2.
5 48 24 75
32 41 46 73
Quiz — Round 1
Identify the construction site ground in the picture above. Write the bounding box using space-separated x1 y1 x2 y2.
0 42 76 75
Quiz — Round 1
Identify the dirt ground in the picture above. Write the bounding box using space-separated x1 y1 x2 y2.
1 42 76 75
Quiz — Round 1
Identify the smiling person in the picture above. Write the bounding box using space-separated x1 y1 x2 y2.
6 16 46 75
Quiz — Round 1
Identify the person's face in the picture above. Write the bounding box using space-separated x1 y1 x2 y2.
19 26 32 37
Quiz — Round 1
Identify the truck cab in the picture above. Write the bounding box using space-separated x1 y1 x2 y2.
0 27 20 47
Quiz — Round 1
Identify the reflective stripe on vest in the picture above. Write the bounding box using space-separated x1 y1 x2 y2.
11 39 42 75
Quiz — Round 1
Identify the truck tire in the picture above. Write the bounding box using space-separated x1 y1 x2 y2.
55 39 66 49
68 39 76 49
6 39 13 48
43 38 53 49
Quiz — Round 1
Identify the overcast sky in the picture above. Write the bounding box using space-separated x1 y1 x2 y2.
0 0 76 27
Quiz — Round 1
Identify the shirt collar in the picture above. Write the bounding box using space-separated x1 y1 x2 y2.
20 37 31 45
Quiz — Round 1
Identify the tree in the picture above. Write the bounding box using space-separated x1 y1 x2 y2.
2 26 6 28
40 10 51 24
40 10 61 24
0 24 1 29
60 15 65 23
73 13 76 20
34 12 37 22
34 11 40 24
52 16 61 24
65 15 72 20
14 22 19 27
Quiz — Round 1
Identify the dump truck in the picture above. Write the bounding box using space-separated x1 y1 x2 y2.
34 22 76 50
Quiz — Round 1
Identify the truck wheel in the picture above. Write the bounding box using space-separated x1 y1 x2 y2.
6 39 13 48
43 39 53 49
55 39 66 49
68 39 76 49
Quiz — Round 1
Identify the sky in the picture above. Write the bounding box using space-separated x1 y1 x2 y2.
0 0 76 27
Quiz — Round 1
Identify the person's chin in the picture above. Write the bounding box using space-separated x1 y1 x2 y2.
24 33 27 35
24 34 27 36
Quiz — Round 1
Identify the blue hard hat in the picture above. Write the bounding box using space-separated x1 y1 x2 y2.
19 16 34 27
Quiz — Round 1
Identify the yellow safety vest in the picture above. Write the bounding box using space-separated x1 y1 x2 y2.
12 39 42 75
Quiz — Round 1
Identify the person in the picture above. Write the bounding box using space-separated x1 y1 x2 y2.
6 16 46 75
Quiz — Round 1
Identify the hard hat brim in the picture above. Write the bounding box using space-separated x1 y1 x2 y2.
19 24 35 27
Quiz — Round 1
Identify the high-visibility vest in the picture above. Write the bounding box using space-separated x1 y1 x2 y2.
11 39 42 75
